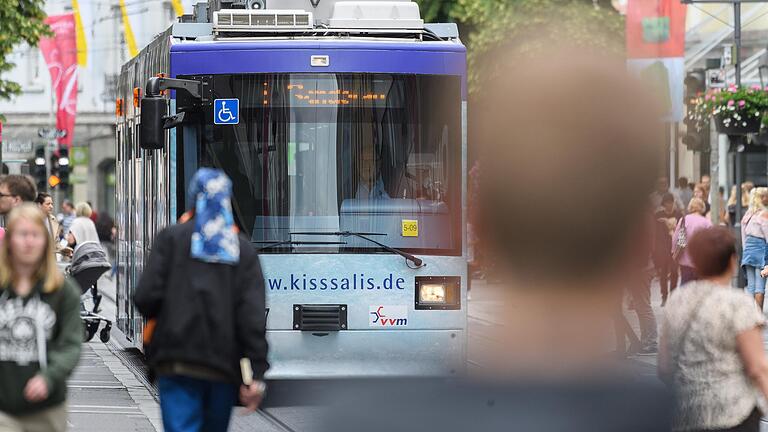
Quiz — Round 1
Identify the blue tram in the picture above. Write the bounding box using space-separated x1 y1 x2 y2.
115 0 468 378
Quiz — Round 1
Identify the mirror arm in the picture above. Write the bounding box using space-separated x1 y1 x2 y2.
163 112 185 129
145 77 203 100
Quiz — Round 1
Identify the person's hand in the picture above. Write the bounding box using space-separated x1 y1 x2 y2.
761 267 768 278
24 375 49 402
239 381 265 413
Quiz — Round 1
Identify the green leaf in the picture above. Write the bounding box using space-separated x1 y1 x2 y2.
0 0 49 104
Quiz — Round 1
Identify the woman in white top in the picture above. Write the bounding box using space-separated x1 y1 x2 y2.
659 227 768 432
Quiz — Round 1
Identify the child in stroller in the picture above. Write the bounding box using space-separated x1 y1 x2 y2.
64 218 113 342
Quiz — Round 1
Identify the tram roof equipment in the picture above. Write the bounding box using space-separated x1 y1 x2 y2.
173 0 457 41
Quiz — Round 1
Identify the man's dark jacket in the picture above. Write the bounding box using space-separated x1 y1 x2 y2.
133 221 269 383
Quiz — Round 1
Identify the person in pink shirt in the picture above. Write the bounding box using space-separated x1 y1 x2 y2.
672 198 713 284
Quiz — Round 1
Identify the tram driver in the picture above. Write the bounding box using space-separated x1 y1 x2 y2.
355 143 390 200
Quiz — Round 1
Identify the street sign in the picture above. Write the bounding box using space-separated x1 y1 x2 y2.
70 173 88 184
723 45 734 66
71 147 89 167
213 98 239 125
3 141 33 154
707 69 726 88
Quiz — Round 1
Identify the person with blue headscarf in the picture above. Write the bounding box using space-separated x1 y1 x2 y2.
134 168 269 432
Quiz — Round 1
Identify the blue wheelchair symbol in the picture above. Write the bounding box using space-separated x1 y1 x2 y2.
214 99 239 125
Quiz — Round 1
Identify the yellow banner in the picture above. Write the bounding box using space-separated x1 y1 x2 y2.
72 0 87 66
119 0 139 58
171 0 184 17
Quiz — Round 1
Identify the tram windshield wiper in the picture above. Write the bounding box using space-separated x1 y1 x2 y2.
255 240 347 251
290 231 424 268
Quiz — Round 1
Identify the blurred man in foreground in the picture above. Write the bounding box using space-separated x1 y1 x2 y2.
321 48 672 432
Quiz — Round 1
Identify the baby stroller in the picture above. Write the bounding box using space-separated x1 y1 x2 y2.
67 242 113 343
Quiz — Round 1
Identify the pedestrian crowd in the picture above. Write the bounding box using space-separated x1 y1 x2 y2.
612 173 768 432
0 170 268 432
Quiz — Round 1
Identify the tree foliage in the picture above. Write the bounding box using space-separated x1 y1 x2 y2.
0 0 50 109
414 0 456 23
415 0 624 93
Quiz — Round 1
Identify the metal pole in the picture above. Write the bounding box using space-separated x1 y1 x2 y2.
734 2 744 226
671 123 678 185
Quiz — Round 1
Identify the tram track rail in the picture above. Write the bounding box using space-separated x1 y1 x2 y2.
256 408 299 432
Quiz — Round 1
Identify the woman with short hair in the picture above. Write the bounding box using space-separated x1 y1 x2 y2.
0 204 82 431
74 202 92 219
660 227 768 432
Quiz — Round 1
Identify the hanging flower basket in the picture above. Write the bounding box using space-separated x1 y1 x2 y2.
688 85 768 136
715 111 763 135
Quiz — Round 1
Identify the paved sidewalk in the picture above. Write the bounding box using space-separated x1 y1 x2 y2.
65 275 162 431
68 343 161 431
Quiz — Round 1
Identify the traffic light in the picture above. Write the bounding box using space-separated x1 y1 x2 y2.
58 147 70 191
684 69 706 100
32 146 47 192
683 69 709 152
683 120 710 152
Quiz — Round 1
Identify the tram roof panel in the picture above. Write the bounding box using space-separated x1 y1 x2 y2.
169 38 467 96
170 38 465 53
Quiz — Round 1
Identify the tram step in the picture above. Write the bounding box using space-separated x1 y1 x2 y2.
292 304 348 332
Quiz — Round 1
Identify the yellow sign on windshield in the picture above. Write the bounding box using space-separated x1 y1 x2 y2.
402 220 418 237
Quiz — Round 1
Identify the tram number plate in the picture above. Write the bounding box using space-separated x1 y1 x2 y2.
401 220 418 237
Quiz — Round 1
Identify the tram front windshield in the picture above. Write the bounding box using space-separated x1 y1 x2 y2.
180 73 462 255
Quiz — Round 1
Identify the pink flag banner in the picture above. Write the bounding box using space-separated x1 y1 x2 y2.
39 14 78 147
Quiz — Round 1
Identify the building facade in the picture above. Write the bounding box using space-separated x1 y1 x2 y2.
0 0 184 216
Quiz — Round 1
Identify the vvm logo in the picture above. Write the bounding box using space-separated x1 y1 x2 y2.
369 305 408 327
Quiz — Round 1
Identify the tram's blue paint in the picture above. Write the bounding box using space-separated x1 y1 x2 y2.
170 40 468 98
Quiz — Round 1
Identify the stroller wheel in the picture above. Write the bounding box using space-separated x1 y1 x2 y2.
84 324 97 342
99 327 111 343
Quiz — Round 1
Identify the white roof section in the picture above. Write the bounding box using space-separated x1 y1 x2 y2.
328 1 423 29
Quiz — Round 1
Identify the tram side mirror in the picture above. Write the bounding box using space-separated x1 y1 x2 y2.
140 97 168 150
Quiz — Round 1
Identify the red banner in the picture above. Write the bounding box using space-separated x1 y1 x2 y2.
39 14 78 147
626 0 687 58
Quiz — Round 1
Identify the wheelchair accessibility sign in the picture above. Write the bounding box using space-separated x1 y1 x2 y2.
214 98 239 125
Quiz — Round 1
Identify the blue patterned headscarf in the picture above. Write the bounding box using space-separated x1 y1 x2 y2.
187 168 240 265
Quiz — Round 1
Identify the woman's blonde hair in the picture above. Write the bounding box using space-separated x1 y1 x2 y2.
750 187 768 213
0 204 64 293
688 197 706 215
75 202 92 218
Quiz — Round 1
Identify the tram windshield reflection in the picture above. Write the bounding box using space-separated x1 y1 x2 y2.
181 73 462 255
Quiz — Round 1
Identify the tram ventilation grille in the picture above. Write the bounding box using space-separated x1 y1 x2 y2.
293 304 347 332
213 9 313 31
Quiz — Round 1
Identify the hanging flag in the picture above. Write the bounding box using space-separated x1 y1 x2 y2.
626 0 687 122
39 14 78 147
171 0 184 17
626 0 687 58
71 0 87 66
119 0 139 58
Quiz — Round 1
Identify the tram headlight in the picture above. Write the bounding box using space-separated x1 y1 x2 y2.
419 284 446 304
415 276 461 310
